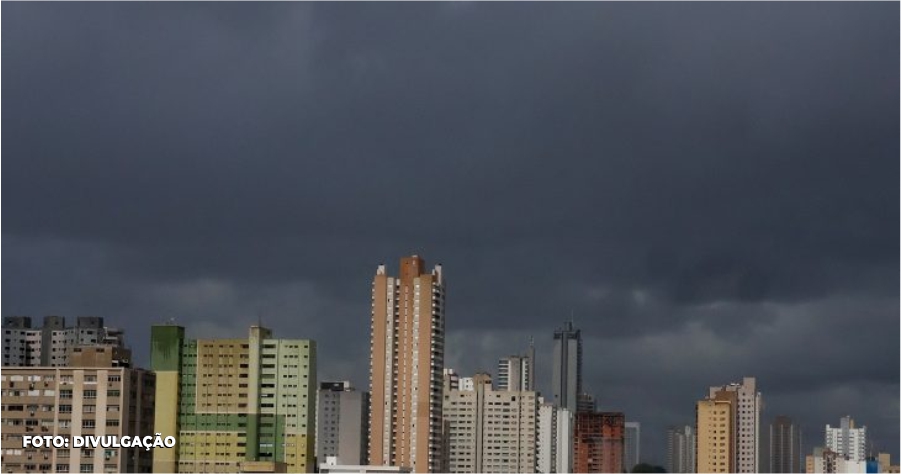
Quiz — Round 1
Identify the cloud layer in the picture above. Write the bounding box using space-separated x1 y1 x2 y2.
3 2 898 465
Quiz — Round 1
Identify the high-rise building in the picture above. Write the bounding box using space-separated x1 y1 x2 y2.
368 256 446 472
825 416 866 463
576 393 597 413
708 377 761 472
769 416 802 473
2 316 125 367
537 398 572 474
0 345 155 473
573 411 625 473
666 425 696 473
551 321 582 413
696 391 736 473
442 373 537 473
624 422 641 472
150 324 317 473
497 349 534 392
317 381 369 466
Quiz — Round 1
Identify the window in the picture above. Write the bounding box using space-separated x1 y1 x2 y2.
60 390 73 399
84 390 97 399
80 464 93 473
82 420 95 429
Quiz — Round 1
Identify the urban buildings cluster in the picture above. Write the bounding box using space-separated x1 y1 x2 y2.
1 255 897 474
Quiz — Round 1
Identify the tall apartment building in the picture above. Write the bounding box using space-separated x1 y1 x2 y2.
573 411 625 473
624 422 641 472
696 390 736 473
316 381 369 466
551 321 582 413
150 324 317 473
442 373 537 473
708 377 761 472
769 416 802 473
368 256 446 473
2 316 125 367
0 345 155 473
666 425 696 473
825 416 866 463
537 399 572 474
497 347 534 392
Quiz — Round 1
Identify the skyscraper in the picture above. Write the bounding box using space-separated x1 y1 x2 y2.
442 373 538 473
369 255 446 472
497 342 534 392
573 411 625 473
150 324 317 473
708 377 761 472
696 391 736 473
316 381 369 466
537 398 573 474
551 321 582 413
769 416 802 473
624 422 641 472
666 425 696 473
825 416 866 463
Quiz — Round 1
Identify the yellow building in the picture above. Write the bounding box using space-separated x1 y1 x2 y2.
696 391 735 473
151 325 316 473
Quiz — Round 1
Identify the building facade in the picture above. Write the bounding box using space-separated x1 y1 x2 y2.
696 392 735 473
150 324 317 473
825 416 866 463
551 322 582 414
573 411 624 473
536 400 572 474
368 256 446 472
317 381 369 466
2 316 125 367
708 377 761 472
442 374 537 473
0 346 155 473
624 421 640 472
769 415 802 473
666 425 696 473
497 351 534 392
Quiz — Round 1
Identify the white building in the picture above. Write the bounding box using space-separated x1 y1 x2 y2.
826 416 867 462
624 421 641 472
2 316 124 367
709 376 761 472
443 373 537 473
458 377 475 392
537 399 572 474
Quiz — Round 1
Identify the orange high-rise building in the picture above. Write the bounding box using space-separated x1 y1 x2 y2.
368 255 446 472
573 411 625 473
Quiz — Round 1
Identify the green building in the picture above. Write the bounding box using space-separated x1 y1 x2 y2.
151 325 316 473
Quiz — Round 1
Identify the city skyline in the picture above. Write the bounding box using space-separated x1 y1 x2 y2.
3 2 898 467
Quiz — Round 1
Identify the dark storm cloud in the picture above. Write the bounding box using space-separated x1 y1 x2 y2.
3 2 898 465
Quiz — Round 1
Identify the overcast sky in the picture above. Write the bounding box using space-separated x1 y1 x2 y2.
3 2 898 467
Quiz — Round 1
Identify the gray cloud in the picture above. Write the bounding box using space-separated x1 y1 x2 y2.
3 2 898 466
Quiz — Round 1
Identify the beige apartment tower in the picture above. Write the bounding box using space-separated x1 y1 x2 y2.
369 256 446 473
696 391 736 473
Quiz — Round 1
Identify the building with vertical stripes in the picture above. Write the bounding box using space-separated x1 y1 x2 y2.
368 255 445 472
150 324 316 473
